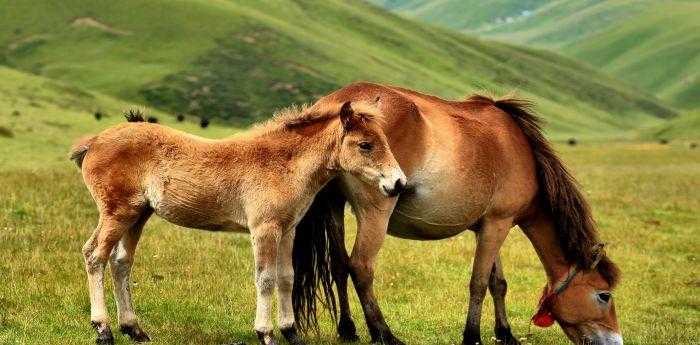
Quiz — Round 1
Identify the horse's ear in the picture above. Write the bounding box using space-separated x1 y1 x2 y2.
339 101 359 130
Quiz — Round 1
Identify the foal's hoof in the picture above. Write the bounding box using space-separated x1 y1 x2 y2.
281 327 306 345
92 321 115 345
120 324 151 342
256 331 280 345
337 317 359 342
495 327 521 345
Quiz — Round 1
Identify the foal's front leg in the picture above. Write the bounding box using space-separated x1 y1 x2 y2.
251 226 281 345
277 229 306 345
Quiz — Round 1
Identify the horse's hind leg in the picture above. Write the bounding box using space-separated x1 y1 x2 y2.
489 256 521 345
110 208 153 342
328 202 359 342
83 212 140 345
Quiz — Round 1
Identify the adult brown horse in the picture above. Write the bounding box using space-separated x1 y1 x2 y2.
292 82 622 345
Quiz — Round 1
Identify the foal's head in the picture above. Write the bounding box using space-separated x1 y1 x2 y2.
535 255 622 344
335 101 406 197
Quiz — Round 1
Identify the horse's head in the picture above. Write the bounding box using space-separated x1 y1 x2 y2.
335 100 406 197
533 252 622 344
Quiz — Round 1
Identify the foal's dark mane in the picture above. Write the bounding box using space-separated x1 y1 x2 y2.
467 95 620 287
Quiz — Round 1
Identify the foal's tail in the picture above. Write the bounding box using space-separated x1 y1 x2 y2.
69 136 97 168
292 181 344 332
471 95 602 269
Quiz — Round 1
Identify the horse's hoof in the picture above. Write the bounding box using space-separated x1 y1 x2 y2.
281 327 306 345
338 317 359 342
495 326 521 345
461 332 482 345
371 333 405 345
120 324 151 342
92 321 115 345
256 331 279 345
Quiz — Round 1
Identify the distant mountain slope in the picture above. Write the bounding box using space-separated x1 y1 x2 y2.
372 0 699 110
0 0 673 138
369 0 549 31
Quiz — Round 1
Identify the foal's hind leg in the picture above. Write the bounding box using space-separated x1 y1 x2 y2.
83 213 141 345
489 256 520 345
110 209 153 342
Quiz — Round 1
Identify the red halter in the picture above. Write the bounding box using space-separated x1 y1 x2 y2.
531 244 605 328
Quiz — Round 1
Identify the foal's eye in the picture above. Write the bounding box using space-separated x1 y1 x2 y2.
596 292 612 304
358 142 373 151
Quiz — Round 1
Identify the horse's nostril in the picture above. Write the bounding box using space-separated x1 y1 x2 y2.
394 179 405 193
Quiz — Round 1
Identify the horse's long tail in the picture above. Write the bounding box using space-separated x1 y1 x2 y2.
472 95 603 269
292 181 344 332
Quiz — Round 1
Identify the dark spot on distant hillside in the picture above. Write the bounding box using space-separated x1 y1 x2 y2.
659 138 669 145
200 117 209 128
176 114 185 122
0 126 14 138
12 110 20 116
147 116 158 123
689 143 697 149
567 138 577 146
43 120 71 129
94 110 103 120
139 25 338 124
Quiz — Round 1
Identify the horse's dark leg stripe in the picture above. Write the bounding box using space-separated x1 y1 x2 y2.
489 256 521 345
329 204 359 342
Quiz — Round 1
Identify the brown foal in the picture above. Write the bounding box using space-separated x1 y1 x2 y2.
70 101 406 345
293 82 622 345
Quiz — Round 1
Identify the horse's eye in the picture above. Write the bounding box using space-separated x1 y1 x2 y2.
359 142 373 151
596 292 611 304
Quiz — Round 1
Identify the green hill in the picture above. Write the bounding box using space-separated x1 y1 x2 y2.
0 66 233 170
373 0 700 110
0 0 674 138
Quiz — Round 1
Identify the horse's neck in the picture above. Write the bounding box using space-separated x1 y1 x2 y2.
523 214 572 286
230 125 338 189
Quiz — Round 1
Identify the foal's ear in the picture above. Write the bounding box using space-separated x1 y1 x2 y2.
339 101 360 130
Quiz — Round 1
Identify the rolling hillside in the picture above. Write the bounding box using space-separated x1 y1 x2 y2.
373 0 700 110
0 0 674 139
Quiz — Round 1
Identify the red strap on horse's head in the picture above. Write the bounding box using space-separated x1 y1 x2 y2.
531 291 556 327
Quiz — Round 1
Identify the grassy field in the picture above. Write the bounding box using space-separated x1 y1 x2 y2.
0 0 673 135
1 65 699 344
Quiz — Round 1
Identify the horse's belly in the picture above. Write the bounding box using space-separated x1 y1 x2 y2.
146 177 247 232
387 171 492 240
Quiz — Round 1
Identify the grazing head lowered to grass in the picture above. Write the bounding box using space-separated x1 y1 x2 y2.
69 102 404 345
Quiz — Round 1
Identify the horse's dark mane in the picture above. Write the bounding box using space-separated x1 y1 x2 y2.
467 94 620 287
124 109 145 122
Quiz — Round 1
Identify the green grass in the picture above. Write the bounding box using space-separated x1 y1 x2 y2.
0 0 674 136
375 0 700 110
1 57 699 344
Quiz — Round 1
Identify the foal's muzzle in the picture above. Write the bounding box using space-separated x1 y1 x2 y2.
379 168 407 197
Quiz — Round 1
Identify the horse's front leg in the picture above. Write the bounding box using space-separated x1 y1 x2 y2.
276 229 306 345
251 225 282 345
462 217 513 345
347 195 402 345
489 256 521 345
